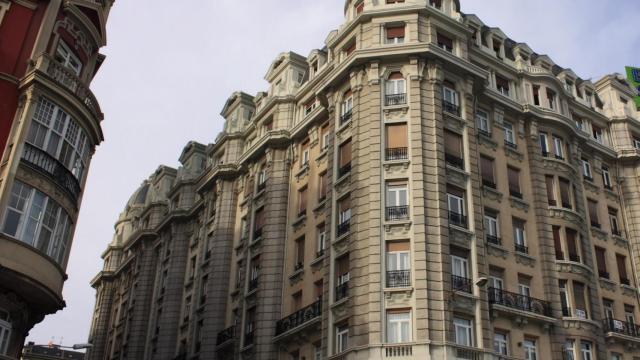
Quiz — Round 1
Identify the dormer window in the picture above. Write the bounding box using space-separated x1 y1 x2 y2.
429 0 442 9
437 33 453 53
355 1 364 15
385 25 405 44
584 91 593 107
304 98 317 116
55 40 83 76
492 39 502 59
496 75 510 97
344 41 356 57
546 88 557 110
565 80 574 94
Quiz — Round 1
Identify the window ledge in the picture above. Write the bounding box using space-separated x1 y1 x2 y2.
514 251 536 267
590 226 609 242
313 198 328 213
310 254 325 268
383 286 414 294
486 242 508 259
621 284 638 297
291 214 307 228
295 164 310 180
383 159 410 169
482 185 503 202
504 144 524 161
316 149 328 164
335 172 351 187
613 235 629 248
288 268 304 284
253 189 266 201
509 196 529 212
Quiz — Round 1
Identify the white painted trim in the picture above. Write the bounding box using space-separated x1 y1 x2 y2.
0 1 10 26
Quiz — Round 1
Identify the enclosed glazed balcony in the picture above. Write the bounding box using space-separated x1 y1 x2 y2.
21 143 81 203
274 299 322 341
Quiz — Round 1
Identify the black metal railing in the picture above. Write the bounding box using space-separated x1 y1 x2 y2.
448 211 467 228
568 253 581 263
515 244 528 254
216 326 235 345
248 277 259 291
451 275 472 293
21 143 81 202
316 249 325 258
486 235 501 246
386 147 408 161
510 190 523 199
254 227 263 239
488 287 553 317
257 181 266 192
386 270 411 288
335 282 349 301
584 175 593 182
338 162 352 178
386 206 409 221
443 100 460 116
621 277 631 286
504 140 517 150
603 318 640 338
275 299 322 335
482 179 496 189
244 330 254 346
385 93 406 106
445 153 464 169
599 270 610 279
477 129 491 138
337 220 350 237
340 110 353 125
541 151 550 158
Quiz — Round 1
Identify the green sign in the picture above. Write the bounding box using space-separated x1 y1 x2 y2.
625 66 640 108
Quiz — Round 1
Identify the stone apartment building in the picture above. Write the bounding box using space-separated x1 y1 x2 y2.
86 1 640 359
0 0 112 359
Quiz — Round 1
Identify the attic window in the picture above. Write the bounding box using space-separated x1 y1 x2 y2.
437 33 453 53
492 39 501 58
355 1 364 15
565 80 574 93
429 0 442 9
344 40 356 56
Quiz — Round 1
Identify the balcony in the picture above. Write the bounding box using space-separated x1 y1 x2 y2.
443 100 460 116
385 147 408 161
482 179 496 189
509 190 523 199
568 253 581 263
32 53 102 120
445 153 464 170
599 270 610 279
515 244 528 254
385 93 406 106
248 277 259 291
386 270 411 288
448 211 467 228
275 299 322 337
451 275 472 293
386 206 409 221
253 227 263 240
21 143 81 202
335 282 349 301
477 129 491 138
504 140 517 150
621 277 631 286
603 318 640 339
340 110 353 125
337 220 350 237
486 235 501 246
488 287 552 317
257 181 266 192
216 326 235 346
338 162 352 178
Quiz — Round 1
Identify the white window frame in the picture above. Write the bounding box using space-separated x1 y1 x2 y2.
453 317 473 347
55 40 83 76
553 135 564 159
490 276 504 290
523 339 537 360
336 325 349 353
386 78 406 96
581 159 592 179
322 131 331 150
258 167 267 185
594 128 605 144
602 167 612 188
386 184 408 207
339 207 351 224
314 344 322 360
447 193 465 216
387 250 410 272
625 309 636 325
484 213 499 237
442 86 459 106
513 220 527 246
476 110 490 134
493 331 508 356
580 342 593 360
610 213 620 233
518 283 531 297
603 301 614 320
451 255 468 279
386 311 411 343
301 148 310 166
559 282 570 315
539 133 549 154
317 229 326 253
634 138 640 150
564 340 575 360
504 122 516 145
0 313 10 356
341 96 353 116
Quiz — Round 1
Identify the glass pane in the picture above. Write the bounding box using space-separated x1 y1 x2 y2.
2 210 22 236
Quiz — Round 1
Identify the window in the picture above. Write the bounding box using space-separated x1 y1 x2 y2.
258 164 267 186
581 159 592 180
546 88 556 110
386 311 411 343
609 208 620 235
565 79 574 94
54 40 83 76
444 130 463 169
199 275 208 303
387 241 410 287
507 167 521 198
553 135 564 159
338 140 352 176
545 176 556 206
442 82 459 107
595 247 608 278
593 125 605 144
298 187 308 217
617 254 629 285
336 324 348 353
301 141 310 166
539 132 549 156
484 211 499 244
476 110 490 135
249 256 260 289
27 97 90 181
354 1 364 15
634 137 640 150
603 299 614 319
625 304 635 325
245 308 256 344
294 237 305 269
480 156 495 188
1 180 72 265
385 73 406 106
513 218 526 249
496 75 510 96
453 317 473 346
0 310 10 356
503 122 516 146
341 90 353 124
437 32 453 52
451 255 469 280
532 85 540 106
489 269 504 290
492 39 502 58
385 123 408 161
429 0 442 9
314 343 322 360
385 25 405 44
559 178 571 209
305 99 317 116
493 331 508 356
581 342 593 360
573 282 589 319
584 91 593 106
523 339 537 360
321 124 331 150
317 225 326 256
447 189 465 227
319 171 329 200
602 166 612 189
386 182 409 220
588 200 599 227
564 340 575 360
254 207 265 237
338 197 351 226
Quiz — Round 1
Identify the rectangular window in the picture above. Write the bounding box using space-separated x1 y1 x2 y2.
595 247 607 278
476 110 490 135
336 324 349 353
553 135 564 159
617 254 629 284
386 123 408 160
0 316 11 355
573 282 588 319
484 211 499 240
588 200 599 227
609 209 620 235
559 281 570 316
444 130 463 169
386 25 405 44
338 140 352 176
451 255 469 279
565 229 579 262
341 90 353 119
532 85 540 106
54 40 83 76
385 73 406 96
545 176 556 206
496 75 510 96
453 317 473 346
338 196 351 225
386 311 411 343
442 83 459 106
321 124 331 150
581 159 592 180
298 187 308 216
504 122 516 145
319 171 329 201
547 88 557 110
386 182 409 221
300 141 310 166
480 156 495 188
447 189 466 227
493 331 509 355
437 32 453 52
513 218 526 247
523 339 537 360
580 342 593 360
387 241 410 287
294 237 305 269
625 305 635 325
317 225 326 256
633 137 640 150
564 340 575 360
507 167 522 198
593 125 605 144
539 132 549 156
553 226 563 260
603 299 614 320
559 178 571 209
602 166 612 189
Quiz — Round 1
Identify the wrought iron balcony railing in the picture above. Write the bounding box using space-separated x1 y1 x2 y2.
257 181 266 192
337 220 351 237
335 282 349 301
386 270 411 288
445 153 464 170
248 277 259 291
386 206 409 221
448 211 467 228
253 227 263 240
340 110 353 125
488 287 553 317
275 299 322 336
443 100 460 116
515 244 528 254
386 147 408 161
486 235 501 246
21 143 81 202
385 93 406 106
338 162 352 178
451 275 472 293
216 326 235 345
603 318 640 338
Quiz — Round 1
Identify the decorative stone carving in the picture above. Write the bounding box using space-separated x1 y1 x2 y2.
482 186 503 202
591 227 609 242
599 278 617 292
451 292 476 314
478 133 498 150
427 60 444 84
446 166 469 188
385 289 413 308
444 112 466 132
542 158 578 178
583 180 600 194
368 61 380 85
384 221 412 237
289 269 304 285
621 284 638 298
515 252 536 267
505 146 524 161
510 196 530 212
487 243 508 259
331 299 349 322
449 226 473 249
613 235 629 249
555 261 593 281
561 318 600 333
549 207 584 224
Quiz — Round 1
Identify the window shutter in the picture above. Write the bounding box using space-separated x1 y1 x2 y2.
444 130 462 158
299 187 308 213
545 176 555 205
559 178 571 206
337 255 350 275
617 255 628 280
595 247 606 272
552 226 562 256
339 140 352 167
386 26 405 39
387 241 410 252
566 229 578 257
573 282 586 311
386 124 408 148
507 167 520 193
588 200 599 224
255 208 264 229
480 157 494 183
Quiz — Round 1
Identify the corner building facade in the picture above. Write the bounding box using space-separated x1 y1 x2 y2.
0 0 112 358
88 1 640 359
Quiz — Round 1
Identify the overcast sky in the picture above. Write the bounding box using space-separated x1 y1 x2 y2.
27 0 639 347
